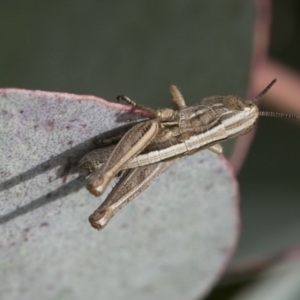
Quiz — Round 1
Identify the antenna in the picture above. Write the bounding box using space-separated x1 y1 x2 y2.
259 111 299 119
253 78 277 102
254 79 299 119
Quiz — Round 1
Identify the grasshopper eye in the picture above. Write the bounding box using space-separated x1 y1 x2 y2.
223 96 245 111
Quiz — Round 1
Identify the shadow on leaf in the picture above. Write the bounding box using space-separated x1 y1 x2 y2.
0 121 143 225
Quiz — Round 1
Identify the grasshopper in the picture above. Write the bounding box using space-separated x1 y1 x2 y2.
78 79 298 230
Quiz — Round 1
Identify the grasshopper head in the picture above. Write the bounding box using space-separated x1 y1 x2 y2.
216 79 298 138
218 96 259 138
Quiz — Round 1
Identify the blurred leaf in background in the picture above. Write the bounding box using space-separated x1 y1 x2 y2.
0 1 254 106
236 0 300 260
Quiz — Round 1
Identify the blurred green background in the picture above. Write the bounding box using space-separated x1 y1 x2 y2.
0 1 253 102
0 1 299 299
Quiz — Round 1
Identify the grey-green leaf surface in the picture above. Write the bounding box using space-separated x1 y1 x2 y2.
232 259 300 300
0 90 239 300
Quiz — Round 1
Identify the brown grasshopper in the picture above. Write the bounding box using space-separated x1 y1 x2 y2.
78 79 298 230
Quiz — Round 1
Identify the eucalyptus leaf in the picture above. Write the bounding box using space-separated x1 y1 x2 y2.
1 89 239 300
232 259 300 300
